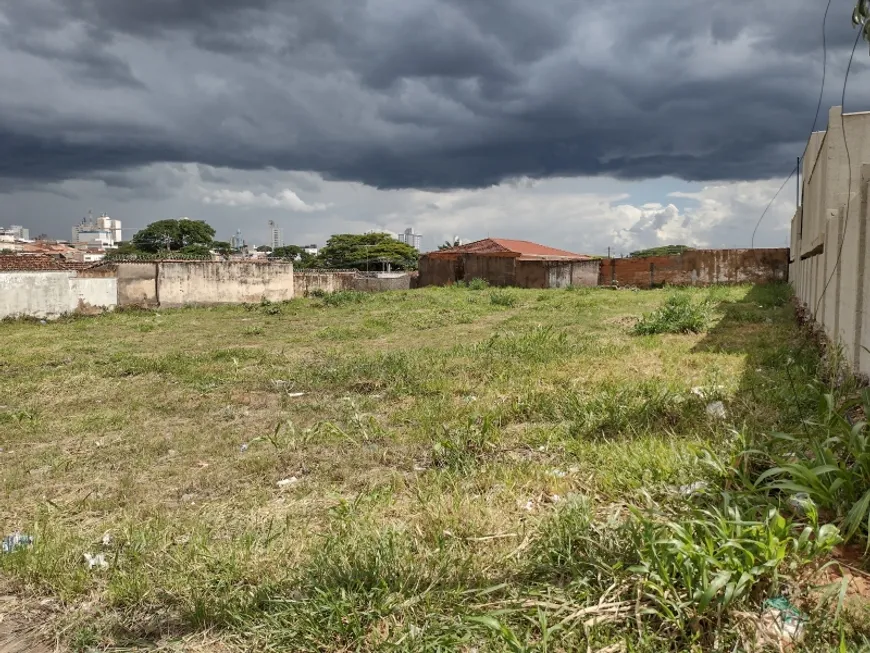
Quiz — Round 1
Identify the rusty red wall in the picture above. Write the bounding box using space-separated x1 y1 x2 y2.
598 248 789 288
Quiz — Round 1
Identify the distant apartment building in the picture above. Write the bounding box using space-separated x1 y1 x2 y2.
303 244 319 256
231 229 246 250
269 221 284 249
397 227 423 250
72 213 121 248
7 225 29 240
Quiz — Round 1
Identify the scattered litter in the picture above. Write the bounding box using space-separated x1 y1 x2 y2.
537 445 546 452
271 380 288 387
2 533 33 554
39 320 47 325
413 465 427 472
788 492 814 514
706 401 727 420
523 500 535 512
568 465 580 474
239 443 249 453
95 440 103 448
101 532 112 547
678 481 708 496
181 493 196 503
277 477 299 487
286 392 306 398
549 494 561 504
167 449 178 457
755 597 806 647
197 461 209 468
548 469 567 478
464 395 478 403
84 552 108 570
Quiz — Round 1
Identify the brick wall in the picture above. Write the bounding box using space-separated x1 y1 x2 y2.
599 248 789 288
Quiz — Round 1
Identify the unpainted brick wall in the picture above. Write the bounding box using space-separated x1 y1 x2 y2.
598 249 789 288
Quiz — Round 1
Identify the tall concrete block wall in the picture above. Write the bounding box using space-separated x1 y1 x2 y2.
0 271 117 319
115 262 158 307
791 106 870 376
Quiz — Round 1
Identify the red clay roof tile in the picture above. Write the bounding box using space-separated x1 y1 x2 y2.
433 238 590 259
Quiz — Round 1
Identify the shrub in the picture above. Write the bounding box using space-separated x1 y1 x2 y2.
467 278 489 291
322 291 369 307
632 293 710 335
489 290 517 307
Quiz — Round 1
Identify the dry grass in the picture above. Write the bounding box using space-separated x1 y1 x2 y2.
0 284 850 651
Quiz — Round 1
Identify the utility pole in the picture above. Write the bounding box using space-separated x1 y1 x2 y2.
607 246 611 259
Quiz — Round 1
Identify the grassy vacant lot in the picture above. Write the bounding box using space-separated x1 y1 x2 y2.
0 284 866 651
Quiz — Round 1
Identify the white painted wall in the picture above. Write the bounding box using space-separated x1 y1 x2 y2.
0 271 117 319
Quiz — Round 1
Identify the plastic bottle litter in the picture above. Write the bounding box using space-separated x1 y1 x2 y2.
2 533 33 554
84 552 109 570
757 597 806 646
788 492 814 514
678 481 708 496
706 401 727 419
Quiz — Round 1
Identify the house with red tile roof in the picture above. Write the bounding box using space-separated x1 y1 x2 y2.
419 238 599 288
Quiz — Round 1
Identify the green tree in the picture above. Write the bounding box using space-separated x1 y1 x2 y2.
180 244 214 257
211 241 232 256
856 2 870 51
104 242 143 259
270 245 318 268
317 233 418 271
131 219 215 253
629 245 693 258
256 245 272 253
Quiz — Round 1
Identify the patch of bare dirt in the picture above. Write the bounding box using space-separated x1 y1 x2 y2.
0 596 55 653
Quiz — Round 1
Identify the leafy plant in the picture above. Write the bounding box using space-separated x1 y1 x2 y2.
632 293 710 335
468 278 489 291
631 501 839 623
490 290 518 307
758 389 870 542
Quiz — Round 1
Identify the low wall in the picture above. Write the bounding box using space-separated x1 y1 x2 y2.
115 262 158 307
295 270 413 295
156 261 295 307
0 271 117 319
598 249 789 288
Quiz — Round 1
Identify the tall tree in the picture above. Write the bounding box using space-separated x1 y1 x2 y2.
131 219 215 253
317 233 418 271
856 2 870 50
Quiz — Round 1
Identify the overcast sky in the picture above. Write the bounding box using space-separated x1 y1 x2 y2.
1 0 868 254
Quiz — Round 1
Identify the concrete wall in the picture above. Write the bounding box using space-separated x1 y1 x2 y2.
545 260 601 288
0 271 117 319
598 249 788 289
115 262 158 307
791 105 870 376
156 261 294 307
294 270 413 295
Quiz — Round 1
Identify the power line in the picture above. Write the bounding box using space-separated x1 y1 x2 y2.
809 0 834 137
752 0 831 249
750 164 797 251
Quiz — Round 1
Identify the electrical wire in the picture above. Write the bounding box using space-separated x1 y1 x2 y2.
809 0 834 137
750 164 797 251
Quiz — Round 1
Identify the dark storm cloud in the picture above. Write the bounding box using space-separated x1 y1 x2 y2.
0 0 867 190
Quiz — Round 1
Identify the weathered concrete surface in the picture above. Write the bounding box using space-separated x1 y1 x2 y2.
791 106 870 375
545 260 601 288
598 249 788 289
156 261 294 307
114 262 158 307
420 253 598 288
0 271 117 319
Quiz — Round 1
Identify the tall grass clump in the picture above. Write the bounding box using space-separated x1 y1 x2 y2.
468 278 489 290
633 293 710 335
490 290 517 307
321 290 369 307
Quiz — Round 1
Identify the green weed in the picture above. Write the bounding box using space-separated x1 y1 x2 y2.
633 293 711 335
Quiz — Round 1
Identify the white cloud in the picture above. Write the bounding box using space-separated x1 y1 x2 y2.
199 187 328 212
